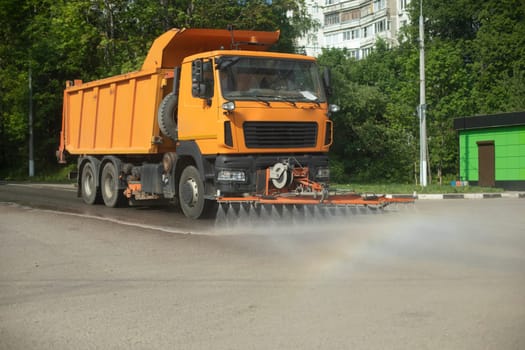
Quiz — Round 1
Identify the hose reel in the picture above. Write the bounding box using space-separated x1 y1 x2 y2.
269 162 293 189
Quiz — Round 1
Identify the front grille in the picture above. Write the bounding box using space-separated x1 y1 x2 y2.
243 122 318 148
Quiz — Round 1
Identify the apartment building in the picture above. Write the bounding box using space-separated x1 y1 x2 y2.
297 0 411 58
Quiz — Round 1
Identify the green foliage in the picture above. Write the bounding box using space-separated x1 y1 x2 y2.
319 45 415 183
471 0 525 112
334 183 504 194
0 0 314 178
320 0 525 184
329 158 347 183
1 0 524 184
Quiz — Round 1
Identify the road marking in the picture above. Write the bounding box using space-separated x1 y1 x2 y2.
0 202 199 236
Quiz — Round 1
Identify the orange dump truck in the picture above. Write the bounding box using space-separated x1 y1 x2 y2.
57 28 411 219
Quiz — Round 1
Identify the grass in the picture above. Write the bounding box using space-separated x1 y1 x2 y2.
333 183 504 194
1 164 76 184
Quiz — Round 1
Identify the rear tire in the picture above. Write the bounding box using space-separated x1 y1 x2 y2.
101 162 126 208
178 165 217 219
81 162 101 205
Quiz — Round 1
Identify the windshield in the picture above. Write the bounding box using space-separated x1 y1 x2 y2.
217 56 326 103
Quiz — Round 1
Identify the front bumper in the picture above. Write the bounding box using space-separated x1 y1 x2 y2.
214 154 329 195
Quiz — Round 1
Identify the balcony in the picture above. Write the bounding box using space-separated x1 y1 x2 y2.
323 0 361 13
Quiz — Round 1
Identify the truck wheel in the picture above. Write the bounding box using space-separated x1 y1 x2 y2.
101 162 126 208
178 165 217 219
81 162 101 205
158 92 178 141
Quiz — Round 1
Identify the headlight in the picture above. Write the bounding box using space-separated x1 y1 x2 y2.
222 101 236 112
217 169 246 182
328 104 340 113
316 167 330 179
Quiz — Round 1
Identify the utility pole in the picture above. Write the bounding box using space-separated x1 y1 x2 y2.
29 67 34 177
28 2 35 178
419 0 428 186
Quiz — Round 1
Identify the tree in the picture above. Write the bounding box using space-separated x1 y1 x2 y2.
424 39 476 183
0 0 33 173
0 0 316 177
471 0 525 112
318 46 414 182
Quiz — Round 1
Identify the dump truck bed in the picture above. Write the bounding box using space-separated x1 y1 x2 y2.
61 69 172 155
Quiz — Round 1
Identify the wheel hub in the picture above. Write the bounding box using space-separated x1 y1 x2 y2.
181 179 198 207
84 174 93 196
103 175 114 197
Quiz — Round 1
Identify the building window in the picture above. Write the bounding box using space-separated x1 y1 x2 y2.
362 25 373 38
343 29 360 41
362 47 373 58
375 19 386 33
341 9 360 22
325 13 340 26
325 0 339 5
373 0 386 11
400 0 408 10
325 33 340 46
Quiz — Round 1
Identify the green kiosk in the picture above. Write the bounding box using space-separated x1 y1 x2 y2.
454 111 525 190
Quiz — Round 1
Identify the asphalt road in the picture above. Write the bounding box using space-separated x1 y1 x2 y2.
1 183 524 349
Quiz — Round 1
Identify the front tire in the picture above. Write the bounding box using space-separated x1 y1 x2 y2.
81 162 101 205
178 165 217 219
101 162 126 208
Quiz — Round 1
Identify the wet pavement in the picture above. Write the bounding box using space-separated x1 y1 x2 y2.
1 183 525 349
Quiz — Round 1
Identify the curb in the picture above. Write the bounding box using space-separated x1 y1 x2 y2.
388 192 525 200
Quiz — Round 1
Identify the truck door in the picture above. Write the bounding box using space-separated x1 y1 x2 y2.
177 58 218 151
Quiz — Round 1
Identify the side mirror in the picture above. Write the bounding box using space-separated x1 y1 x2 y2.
192 59 214 100
198 83 207 96
323 68 333 97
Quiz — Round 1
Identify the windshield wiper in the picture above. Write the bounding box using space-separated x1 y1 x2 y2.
274 96 298 108
250 95 271 106
309 99 321 107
